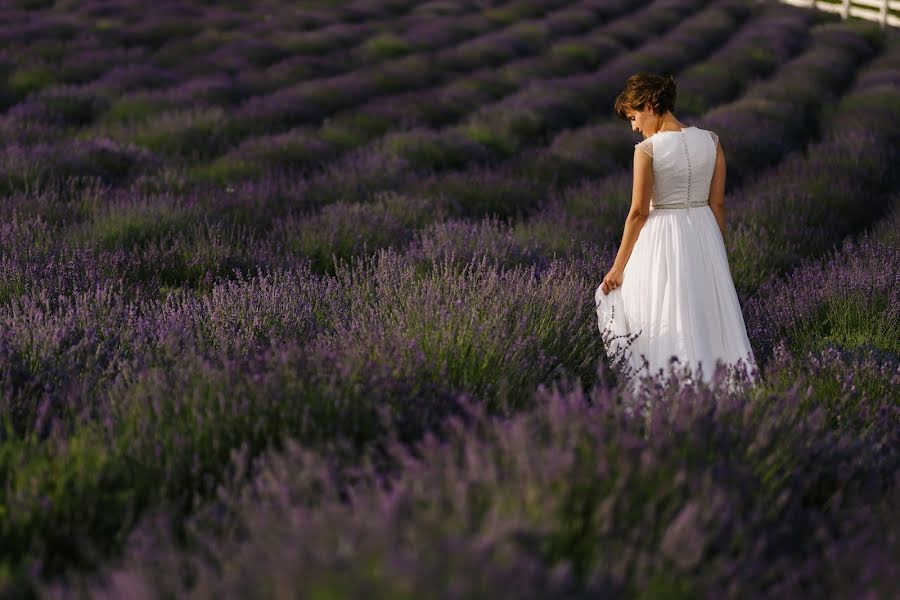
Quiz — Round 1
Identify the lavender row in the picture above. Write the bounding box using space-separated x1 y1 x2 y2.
0 247 610 587
185 0 745 231
46 18 883 288
215 0 642 148
1 0 516 97
697 21 881 184
0 0 592 140
228 2 833 202
0 190 893 591
511 20 892 294
210 0 604 141
746 231 899 427
10 1 752 283
15 18 882 299
495 19 874 189
367 0 735 171
538 2 814 178
186 0 666 183
5 208 897 596
0 0 637 172
513 19 885 274
48 363 898 598
185 0 707 183
725 31 900 295
258 17 875 280
265 0 800 201
442 0 751 163
346 0 651 130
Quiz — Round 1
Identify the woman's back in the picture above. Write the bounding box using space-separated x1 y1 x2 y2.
635 126 720 210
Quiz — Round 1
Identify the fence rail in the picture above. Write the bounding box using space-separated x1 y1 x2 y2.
779 0 900 27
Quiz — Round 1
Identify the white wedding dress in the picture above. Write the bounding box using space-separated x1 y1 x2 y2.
595 126 757 389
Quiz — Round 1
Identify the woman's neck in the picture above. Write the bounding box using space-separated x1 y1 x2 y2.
654 113 683 133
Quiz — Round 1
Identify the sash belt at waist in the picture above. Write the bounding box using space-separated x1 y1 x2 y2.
651 200 709 209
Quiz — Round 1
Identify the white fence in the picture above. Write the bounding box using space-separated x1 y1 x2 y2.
780 0 900 27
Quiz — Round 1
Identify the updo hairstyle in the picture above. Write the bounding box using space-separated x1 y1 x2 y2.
614 73 677 120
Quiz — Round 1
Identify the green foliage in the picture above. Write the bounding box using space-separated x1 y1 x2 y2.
790 291 898 357
361 32 411 60
325 252 602 411
369 55 433 94
118 107 232 161
383 130 487 171
73 202 195 250
414 169 547 220
462 108 544 157
760 345 898 437
100 94 183 125
122 19 203 49
39 91 109 126
484 6 519 25
8 65 56 97
548 42 601 71
187 156 262 185
320 112 394 149
278 193 439 274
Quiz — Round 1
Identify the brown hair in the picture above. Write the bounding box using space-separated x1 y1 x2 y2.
614 73 677 120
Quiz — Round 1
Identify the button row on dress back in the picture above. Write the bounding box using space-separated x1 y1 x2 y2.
680 129 692 205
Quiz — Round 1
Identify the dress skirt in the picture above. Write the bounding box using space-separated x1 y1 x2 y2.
595 204 757 389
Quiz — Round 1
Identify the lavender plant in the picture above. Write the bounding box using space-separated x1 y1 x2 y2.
48 364 897 599
0 2 896 597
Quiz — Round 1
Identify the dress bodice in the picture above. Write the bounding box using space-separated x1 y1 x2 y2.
635 126 719 209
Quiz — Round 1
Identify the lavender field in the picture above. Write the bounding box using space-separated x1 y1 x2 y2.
0 0 898 597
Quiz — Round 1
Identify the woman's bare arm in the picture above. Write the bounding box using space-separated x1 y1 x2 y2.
612 147 653 270
708 142 726 239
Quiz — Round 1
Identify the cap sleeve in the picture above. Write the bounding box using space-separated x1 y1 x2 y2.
708 130 719 148
635 137 653 158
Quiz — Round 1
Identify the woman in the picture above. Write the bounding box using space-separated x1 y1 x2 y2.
595 73 757 389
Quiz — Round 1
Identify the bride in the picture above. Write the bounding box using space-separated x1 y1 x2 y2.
595 72 757 390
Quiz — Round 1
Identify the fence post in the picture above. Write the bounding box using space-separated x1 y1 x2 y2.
841 0 851 19
881 0 889 28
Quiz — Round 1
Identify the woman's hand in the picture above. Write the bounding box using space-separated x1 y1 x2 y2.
600 265 624 295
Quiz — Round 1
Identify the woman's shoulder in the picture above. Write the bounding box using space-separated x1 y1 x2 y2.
689 126 719 147
685 125 713 135
634 136 654 158
703 128 719 148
